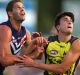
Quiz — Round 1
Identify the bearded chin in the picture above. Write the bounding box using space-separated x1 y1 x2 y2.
16 18 25 23
14 16 25 23
18 19 24 23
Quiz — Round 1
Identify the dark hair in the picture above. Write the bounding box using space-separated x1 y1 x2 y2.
55 12 74 28
6 0 22 18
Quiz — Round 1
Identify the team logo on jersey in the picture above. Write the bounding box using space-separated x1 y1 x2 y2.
50 50 58 54
11 35 26 54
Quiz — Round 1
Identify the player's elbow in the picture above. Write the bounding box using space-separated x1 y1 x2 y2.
0 55 13 67
0 57 8 67
0 58 7 67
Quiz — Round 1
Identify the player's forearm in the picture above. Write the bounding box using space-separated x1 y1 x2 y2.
21 40 36 55
1 59 14 67
33 63 68 73
27 50 44 59
21 45 35 55
0 55 18 67
22 45 44 59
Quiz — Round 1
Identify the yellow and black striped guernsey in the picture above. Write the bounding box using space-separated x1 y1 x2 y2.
44 35 79 75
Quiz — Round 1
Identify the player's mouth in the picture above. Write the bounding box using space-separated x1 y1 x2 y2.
67 26 72 29
20 11 25 16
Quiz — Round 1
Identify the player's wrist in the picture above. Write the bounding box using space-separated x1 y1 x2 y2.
33 61 39 68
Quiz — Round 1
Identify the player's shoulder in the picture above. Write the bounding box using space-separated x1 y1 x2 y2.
70 38 80 55
71 38 80 47
0 24 11 32
74 38 80 44
0 24 12 37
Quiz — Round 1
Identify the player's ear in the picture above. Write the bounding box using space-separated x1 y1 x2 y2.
8 11 13 18
56 25 60 32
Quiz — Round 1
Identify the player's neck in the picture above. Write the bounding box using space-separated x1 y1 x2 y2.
9 19 22 32
58 32 71 43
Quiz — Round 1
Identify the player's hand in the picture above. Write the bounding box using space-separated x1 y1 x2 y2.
32 37 48 47
28 46 44 59
17 55 36 67
31 32 42 39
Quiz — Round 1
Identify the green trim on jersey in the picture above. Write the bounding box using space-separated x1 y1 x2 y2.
44 35 78 75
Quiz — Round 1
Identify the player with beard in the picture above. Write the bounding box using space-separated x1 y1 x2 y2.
0 0 48 75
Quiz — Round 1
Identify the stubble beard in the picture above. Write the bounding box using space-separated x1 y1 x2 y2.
14 17 25 23
17 19 24 23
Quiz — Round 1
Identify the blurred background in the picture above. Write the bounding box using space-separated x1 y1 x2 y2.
0 0 80 75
